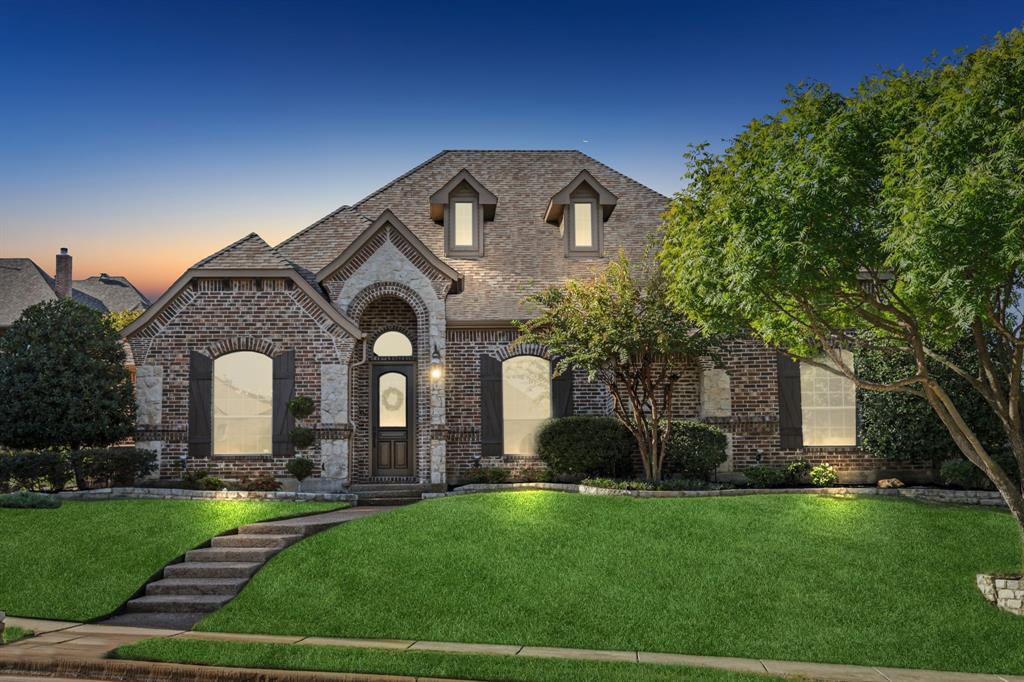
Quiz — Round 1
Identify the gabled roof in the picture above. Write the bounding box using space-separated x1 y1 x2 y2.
124 233 362 339
315 209 463 291
429 169 498 222
193 233 292 270
0 258 149 328
274 150 668 320
545 169 618 225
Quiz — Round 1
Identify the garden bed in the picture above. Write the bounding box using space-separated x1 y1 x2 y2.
56 486 356 503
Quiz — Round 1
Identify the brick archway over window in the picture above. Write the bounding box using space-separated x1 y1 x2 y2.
204 337 279 359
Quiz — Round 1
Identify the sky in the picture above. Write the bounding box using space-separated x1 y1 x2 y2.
1 1 1022 302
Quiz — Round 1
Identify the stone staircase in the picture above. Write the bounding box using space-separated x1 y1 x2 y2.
349 483 429 506
102 510 363 629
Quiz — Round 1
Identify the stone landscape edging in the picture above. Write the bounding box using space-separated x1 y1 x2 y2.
977 574 1024 616
426 482 1008 507
57 487 357 503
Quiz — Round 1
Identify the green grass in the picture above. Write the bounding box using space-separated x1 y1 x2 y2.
115 638 770 682
198 492 1024 675
0 499 343 621
1 626 31 645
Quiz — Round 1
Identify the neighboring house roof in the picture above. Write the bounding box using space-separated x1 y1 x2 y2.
0 258 149 328
274 150 668 321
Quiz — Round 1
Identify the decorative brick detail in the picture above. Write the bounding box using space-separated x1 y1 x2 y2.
205 337 278 359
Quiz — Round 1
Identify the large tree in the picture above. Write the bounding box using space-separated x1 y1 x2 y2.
0 299 135 450
661 31 1024 539
517 253 718 481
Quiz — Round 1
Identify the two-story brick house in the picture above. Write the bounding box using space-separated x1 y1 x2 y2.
123 150 908 491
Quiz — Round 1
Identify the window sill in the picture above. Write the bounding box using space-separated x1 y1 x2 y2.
211 453 276 460
799 445 861 452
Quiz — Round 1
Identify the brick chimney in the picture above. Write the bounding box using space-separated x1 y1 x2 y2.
55 247 72 299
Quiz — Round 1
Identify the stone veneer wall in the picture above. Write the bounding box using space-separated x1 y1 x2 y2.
127 277 355 482
977 574 1024 616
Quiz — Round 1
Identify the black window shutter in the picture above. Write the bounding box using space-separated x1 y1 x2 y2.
273 350 296 457
188 351 213 457
552 365 574 418
480 354 503 457
777 352 803 449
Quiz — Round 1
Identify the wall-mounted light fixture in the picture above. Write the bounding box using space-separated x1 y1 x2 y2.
430 344 443 380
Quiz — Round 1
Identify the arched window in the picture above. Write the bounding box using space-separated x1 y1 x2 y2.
502 355 551 455
373 331 413 357
213 351 273 455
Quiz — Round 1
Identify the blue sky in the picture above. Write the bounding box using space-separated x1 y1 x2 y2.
1 0 1021 299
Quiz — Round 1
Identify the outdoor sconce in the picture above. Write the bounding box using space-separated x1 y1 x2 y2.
430 344 443 380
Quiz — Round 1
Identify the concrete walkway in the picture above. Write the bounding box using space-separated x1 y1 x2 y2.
3 617 1022 682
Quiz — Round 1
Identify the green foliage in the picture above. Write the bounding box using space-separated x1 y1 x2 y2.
741 466 790 488
0 491 62 509
289 427 315 450
786 459 812 483
460 467 510 485
239 475 282 492
286 457 315 482
0 299 135 450
940 460 995 491
103 308 143 332
664 421 728 481
517 467 553 483
536 417 634 478
181 470 226 490
517 253 718 480
1 448 155 492
580 477 714 491
857 341 1010 463
287 396 315 420
809 463 839 487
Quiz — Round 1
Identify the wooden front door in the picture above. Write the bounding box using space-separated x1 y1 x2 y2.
372 363 414 476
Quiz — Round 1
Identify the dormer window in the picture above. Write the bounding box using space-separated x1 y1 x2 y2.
545 170 617 257
430 169 497 258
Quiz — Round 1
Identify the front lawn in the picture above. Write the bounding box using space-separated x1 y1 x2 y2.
115 638 771 682
199 492 1024 675
0 499 342 621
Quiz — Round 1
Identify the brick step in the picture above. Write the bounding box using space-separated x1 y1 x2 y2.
146 578 247 596
185 546 282 563
349 484 428 493
210 533 301 549
125 594 232 613
164 561 261 579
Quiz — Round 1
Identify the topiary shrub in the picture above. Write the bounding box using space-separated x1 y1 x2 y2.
0 491 62 509
809 462 839 487
536 417 634 478
461 467 510 485
286 457 315 483
287 396 315 420
664 421 727 481
289 427 315 450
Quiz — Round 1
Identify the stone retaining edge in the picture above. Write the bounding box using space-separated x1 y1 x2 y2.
425 482 1008 507
56 487 357 503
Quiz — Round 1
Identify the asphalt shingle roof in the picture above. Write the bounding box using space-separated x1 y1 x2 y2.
274 150 668 320
193 233 292 270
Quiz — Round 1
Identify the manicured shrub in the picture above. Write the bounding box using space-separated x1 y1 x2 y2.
181 469 226 490
239 475 282 492
742 466 790 488
461 467 510 485
286 457 315 482
664 421 728 480
580 477 720 491
517 467 552 483
940 459 993 490
536 417 634 478
287 396 315 420
0 491 62 509
786 458 811 483
809 463 839 487
289 427 315 450
69 448 157 489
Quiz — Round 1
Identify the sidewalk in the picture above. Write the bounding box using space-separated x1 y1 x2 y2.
3 616 1022 682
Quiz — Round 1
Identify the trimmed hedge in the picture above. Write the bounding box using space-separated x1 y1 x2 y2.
0 490 62 508
0 448 156 492
536 417 634 478
664 421 728 481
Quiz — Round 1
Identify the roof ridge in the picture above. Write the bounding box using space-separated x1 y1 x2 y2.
194 232 290 269
573 150 670 201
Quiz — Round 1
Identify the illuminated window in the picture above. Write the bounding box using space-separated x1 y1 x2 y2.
378 371 407 428
373 331 413 357
572 202 594 248
453 201 475 247
800 350 856 446
213 352 272 455
502 356 551 455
